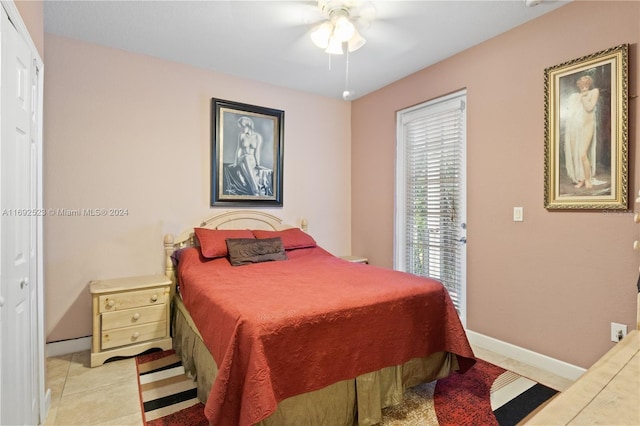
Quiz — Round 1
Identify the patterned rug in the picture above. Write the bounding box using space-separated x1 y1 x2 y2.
136 350 205 426
383 359 558 425
136 351 557 426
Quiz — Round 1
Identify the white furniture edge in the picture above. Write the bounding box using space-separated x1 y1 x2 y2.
466 329 586 381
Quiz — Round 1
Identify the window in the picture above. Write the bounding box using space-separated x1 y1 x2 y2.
395 90 467 326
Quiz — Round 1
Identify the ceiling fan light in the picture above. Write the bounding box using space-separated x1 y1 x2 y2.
310 21 333 49
325 35 344 55
333 15 355 42
347 29 366 52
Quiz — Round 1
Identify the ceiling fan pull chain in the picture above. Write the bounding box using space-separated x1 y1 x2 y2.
343 47 354 100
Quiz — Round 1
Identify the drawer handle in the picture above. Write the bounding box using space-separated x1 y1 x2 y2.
132 313 140 321
150 294 158 303
132 332 140 340
106 299 115 309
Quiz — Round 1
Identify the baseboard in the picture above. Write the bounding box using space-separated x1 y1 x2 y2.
466 330 586 381
45 336 91 357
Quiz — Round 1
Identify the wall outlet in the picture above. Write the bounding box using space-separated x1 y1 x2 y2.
611 322 628 342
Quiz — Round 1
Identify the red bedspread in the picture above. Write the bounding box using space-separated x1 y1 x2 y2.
178 246 475 426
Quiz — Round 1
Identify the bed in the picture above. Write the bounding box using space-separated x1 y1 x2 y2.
163 210 475 426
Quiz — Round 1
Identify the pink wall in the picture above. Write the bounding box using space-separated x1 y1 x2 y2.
14 0 43 58
43 35 352 342
352 1 639 368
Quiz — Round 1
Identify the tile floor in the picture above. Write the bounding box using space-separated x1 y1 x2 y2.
44 351 142 426
43 344 574 425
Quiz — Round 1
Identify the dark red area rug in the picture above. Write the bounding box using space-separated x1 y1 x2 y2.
434 358 506 425
434 358 557 425
136 352 556 426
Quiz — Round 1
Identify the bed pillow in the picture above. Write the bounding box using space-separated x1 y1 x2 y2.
170 248 187 267
194 228 254 259
252 228 317 250
226 237 288 266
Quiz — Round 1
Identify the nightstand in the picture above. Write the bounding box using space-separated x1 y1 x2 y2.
340 255 369 264
89 273 173 367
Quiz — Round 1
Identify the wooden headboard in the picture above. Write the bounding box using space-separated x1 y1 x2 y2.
163 210 305 287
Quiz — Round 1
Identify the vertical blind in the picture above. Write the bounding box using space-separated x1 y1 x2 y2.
396 92 466 321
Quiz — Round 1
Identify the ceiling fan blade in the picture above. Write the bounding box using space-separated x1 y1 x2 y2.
282 30 333 68
244 2 325 29
361 19 418 54
352 1 376 28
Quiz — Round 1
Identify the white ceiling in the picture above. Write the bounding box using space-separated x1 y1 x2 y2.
43 0 570 100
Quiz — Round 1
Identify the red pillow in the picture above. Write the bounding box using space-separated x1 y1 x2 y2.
252 228 316 250
194 228 254 258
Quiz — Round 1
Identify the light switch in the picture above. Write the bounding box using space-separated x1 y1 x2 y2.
513 207 523 222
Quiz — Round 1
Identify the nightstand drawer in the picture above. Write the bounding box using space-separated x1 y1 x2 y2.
90 274 173 367
98 287 168 313
101 304 166 330
101 321 167 350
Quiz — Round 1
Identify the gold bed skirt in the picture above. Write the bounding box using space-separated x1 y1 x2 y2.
172 295 459 426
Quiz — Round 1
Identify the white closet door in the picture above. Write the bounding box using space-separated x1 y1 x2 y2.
0 6 39 425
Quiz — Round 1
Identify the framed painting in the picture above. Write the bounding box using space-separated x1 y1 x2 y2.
544 44 628 210
211 98 284 207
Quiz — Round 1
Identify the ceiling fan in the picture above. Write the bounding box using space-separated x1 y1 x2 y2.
307 0 377 55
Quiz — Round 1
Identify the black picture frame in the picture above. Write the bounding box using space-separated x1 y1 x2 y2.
211 98 284 207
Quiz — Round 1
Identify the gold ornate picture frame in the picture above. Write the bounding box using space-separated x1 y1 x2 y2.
544 44 628 210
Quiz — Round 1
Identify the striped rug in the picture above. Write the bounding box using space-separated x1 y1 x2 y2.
136 352 556 426
491 370 558 425
136 350 206 425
